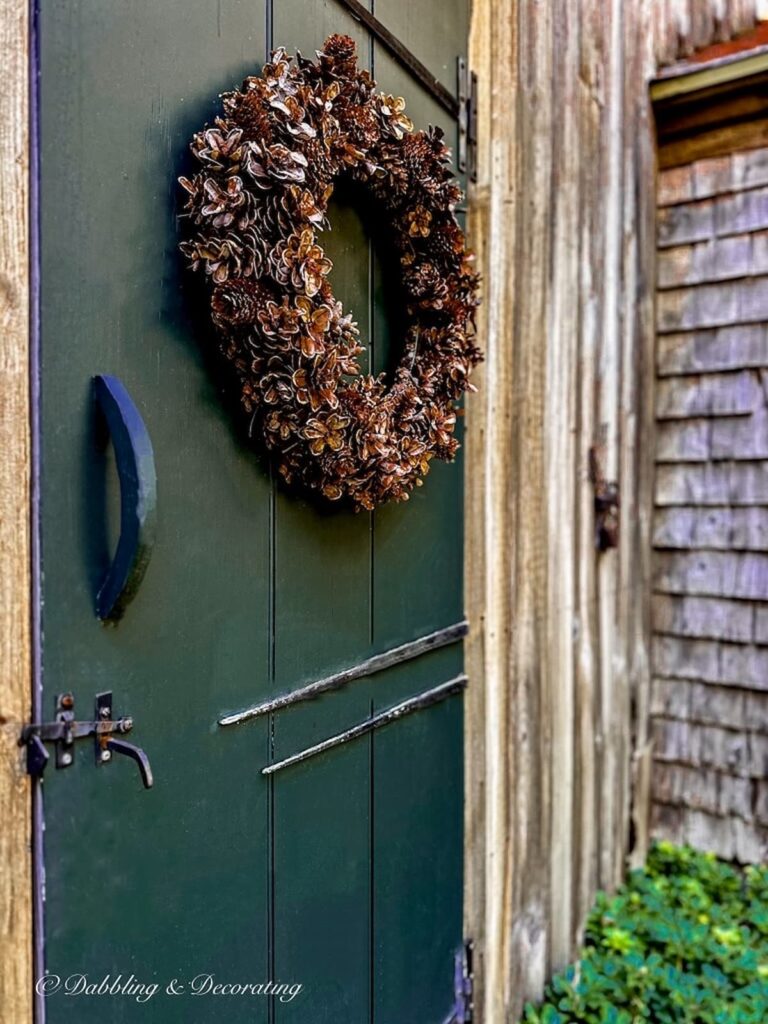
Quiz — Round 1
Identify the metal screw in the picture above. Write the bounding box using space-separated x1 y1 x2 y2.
60 753 73 766
99 706 111 720
60 693 74 710
100 750 112 763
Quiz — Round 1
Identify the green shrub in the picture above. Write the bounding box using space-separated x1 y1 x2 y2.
522 842 768 1024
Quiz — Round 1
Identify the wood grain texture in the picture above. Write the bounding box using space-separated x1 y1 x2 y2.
654 504 768 548
655 549 768 599
652 592 755 641
573 0 601 932
658 324 768 375
1 0 761 1019
657 369 762 417
659 117 768 169
466 0 764 1016
656 460 768 504
0 0 31 1020
655 0 757 66
652 138 768 869
658 275 768 331
657 409 768 461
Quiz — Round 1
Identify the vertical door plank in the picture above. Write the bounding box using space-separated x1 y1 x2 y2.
39 4 271 1022
368 18 467 1015
370 46 465 647
373 0 466 94
269 8 375 1023
371 644 464 1024
374 696 464 1023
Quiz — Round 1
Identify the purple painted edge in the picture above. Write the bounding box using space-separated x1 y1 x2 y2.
29 1 46 1021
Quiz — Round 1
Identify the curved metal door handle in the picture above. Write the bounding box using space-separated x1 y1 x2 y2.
93 375 157 621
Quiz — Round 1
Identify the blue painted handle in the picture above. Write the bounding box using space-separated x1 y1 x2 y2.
93 375 157 621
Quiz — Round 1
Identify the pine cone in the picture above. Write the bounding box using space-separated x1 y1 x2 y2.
404 262 448 302
225 86 274 143
211 278 273 329
401 132 434 178
321 34 358 77
426 221 464 270
255 192 292 242
401 130 454 204
367 144 409 207
302 139 337 186
337 101 379 150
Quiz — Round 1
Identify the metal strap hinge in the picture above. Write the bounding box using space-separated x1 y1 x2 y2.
457 59 478 183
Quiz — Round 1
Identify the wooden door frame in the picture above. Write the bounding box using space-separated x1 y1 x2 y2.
0 0 33 1020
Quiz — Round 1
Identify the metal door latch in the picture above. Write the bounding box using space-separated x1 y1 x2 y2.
20 691 154 789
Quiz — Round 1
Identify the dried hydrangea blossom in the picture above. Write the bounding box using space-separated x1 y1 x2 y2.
179 33 481 511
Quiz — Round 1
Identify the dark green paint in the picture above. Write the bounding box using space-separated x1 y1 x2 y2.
92 375 158 622
38 1 468 1021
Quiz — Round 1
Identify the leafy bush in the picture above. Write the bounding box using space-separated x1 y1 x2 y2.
522 842 768 1024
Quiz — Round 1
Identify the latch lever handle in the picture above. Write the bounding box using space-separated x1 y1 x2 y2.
105 738 154 789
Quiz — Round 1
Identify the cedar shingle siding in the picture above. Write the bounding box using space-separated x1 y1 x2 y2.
652 151 768 862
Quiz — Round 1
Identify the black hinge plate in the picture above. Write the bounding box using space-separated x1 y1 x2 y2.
457 58 478 183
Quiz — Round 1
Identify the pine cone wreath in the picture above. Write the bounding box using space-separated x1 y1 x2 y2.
178 34 481 512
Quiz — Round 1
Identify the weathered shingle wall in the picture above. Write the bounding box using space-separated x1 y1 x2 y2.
652 152 768 863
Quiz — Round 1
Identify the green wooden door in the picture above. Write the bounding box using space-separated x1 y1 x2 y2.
36 2 468 1022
